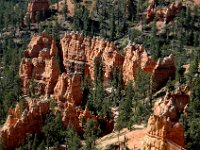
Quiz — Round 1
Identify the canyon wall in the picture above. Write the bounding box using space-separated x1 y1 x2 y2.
142 88 189 150
1 32 177 149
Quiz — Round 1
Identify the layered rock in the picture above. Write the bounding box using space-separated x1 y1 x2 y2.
1 32 179 149
60 33 124 82
146 1 182 24
22 32 175 92
24 0 50 23
152 54 176 90
0 99 50 150
142 89 189 150
123 44 155 84
19 32 59 97
54 73 83 105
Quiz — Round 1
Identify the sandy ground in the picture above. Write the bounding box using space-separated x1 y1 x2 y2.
97 125 147 150
194 0 200 5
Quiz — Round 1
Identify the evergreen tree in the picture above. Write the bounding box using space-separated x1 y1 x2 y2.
81 77 90 109
186 57 199 82
93 58 109 117
43 113 66 148
83 8 89 35
116 81 134 131
134 68 150 100
185 77 200 149
66 128 81 150
83 119 100 150
25 14 31 31
35 11 41 27
109 8 116 41
63 0 68 20
37 140 45 150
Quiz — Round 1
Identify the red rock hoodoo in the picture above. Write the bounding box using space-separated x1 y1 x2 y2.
142 88 189 150
0 99 50 150
0 32 178 149
122 43 155 84
60 33 124 82
146 1 182 24
152 54 176 90
25 0 50 23
19 32 59 97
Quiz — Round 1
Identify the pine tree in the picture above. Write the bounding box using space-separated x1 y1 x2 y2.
93 58 107 116
83 119 100 150
83 8 89 35
109 8 116 41
35 11 41 27
66 128 81 150
116 81 134 131
37 140 45 150
63 0 68 20
134 68 150 100
25 14 31 30
185 77 200 149
43 113 66 147
186 57 199 82
81 77 90 109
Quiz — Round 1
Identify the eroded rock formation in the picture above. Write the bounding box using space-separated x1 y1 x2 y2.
1 32 178 149
25 0 50 23
60 33 124 82
0 99 50 150
152 54 176 90
19 32 59 97
146 1 182 24
123 44 155 84
142 88 189 150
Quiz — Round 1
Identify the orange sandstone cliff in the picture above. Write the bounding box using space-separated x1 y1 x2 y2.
0 99 50 150
142 89 189 150
19 32 59 97
24 0 50 23
146 1 182 24
123 43 155 84
152 54 176 90
0 32 177 149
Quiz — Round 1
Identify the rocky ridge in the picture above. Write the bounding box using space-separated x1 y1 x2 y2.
0 32 176 149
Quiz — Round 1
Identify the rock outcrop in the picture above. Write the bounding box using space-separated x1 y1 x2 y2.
25 0 50 23
0 99 50 150
19 32 59 97
1 32 178 149
146 1 182 24
142 89 189 150
152 54 176 90
60 33 124 82
123 44 155 84
19 32 175 95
